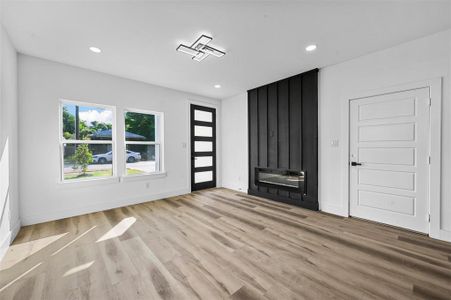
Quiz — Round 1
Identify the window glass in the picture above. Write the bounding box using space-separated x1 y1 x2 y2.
124 112 155 142
124 110 163 176
63 143 113 180
61 101 114 182
62 103 113 141
125 144 159 175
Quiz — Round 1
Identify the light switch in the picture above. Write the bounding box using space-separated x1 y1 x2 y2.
331 139 339 147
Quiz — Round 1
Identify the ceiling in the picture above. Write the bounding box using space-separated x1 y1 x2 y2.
2 1 451 99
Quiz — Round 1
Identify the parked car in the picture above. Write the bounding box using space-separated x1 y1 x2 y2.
92 150 141 164
126 150 141 163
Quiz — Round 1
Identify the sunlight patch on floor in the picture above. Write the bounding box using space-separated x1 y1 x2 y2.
63 261 95 277
52 226 96 256
0 233 68 271
97 217 136 242
0 262 42 293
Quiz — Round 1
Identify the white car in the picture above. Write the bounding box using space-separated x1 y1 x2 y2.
92 150 141 164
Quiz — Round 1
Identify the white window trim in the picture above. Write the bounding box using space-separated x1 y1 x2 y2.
120 171 167 182
59 99 117 183
123 108 165 178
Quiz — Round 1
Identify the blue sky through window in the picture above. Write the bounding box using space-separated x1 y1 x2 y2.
64 104 112 125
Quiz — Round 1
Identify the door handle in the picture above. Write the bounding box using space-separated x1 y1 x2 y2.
351 161 362 166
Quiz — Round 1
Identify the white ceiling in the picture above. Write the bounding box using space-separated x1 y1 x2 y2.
2 1 451 99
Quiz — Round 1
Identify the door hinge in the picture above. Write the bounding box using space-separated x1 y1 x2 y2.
428 214 431 222
428 156 431 165
427 98 432 106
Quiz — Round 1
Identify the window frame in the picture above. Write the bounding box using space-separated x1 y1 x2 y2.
59 99 117 183
123 108 164 177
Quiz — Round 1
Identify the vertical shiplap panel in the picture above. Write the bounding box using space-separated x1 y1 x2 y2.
277 79 290 198
267 82 278 195
248 89 259 190
258 86 268 193
289 75 302 200
302 71 319 204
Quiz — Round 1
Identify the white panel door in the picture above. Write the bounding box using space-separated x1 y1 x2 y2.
349 88 430 233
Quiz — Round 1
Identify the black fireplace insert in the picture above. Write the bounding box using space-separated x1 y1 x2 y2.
255 168 305 193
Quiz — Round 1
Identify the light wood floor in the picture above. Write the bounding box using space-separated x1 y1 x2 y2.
1 188 451 300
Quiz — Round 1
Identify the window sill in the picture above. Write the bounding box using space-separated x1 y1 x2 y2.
58 176 120 187
121 171 167 182
57 172 167 187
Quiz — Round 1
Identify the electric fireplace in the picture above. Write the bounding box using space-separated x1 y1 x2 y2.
255 168 305 193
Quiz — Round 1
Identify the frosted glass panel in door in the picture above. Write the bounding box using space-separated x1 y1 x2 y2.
195 141 213 152
195 156 213 168
194 110 213 122
195 171 213 183
194 125 213 137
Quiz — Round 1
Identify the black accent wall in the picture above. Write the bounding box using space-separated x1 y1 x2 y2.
248 69 318 210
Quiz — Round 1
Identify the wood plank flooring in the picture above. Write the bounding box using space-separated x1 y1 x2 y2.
1 188 451 299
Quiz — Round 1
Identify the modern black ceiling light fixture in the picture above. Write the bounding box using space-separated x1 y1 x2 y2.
176 34 225 62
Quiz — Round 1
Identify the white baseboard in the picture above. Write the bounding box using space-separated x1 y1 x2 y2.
437 229 451 243
320 202 348 217
21 188 190 226
10 220 21 241
0 232 12 263
221 184 247 193
0 219 21 262
321 202 451 243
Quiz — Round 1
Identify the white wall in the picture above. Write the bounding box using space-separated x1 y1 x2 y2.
319 29 451 237
221 93 248 192
0 24 19 259
18 55 220 225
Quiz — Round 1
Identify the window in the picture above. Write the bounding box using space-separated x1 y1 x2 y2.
60 101 115 181
124 110 163 176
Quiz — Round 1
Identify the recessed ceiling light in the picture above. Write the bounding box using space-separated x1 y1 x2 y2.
214 84 221 89
89 47 102 53
305 44 317 52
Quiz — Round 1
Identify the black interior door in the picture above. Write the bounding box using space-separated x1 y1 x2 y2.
191 104 216 191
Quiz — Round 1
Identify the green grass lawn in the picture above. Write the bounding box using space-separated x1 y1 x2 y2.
64 168 145 180
126 168 145 175
64 170 112 180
